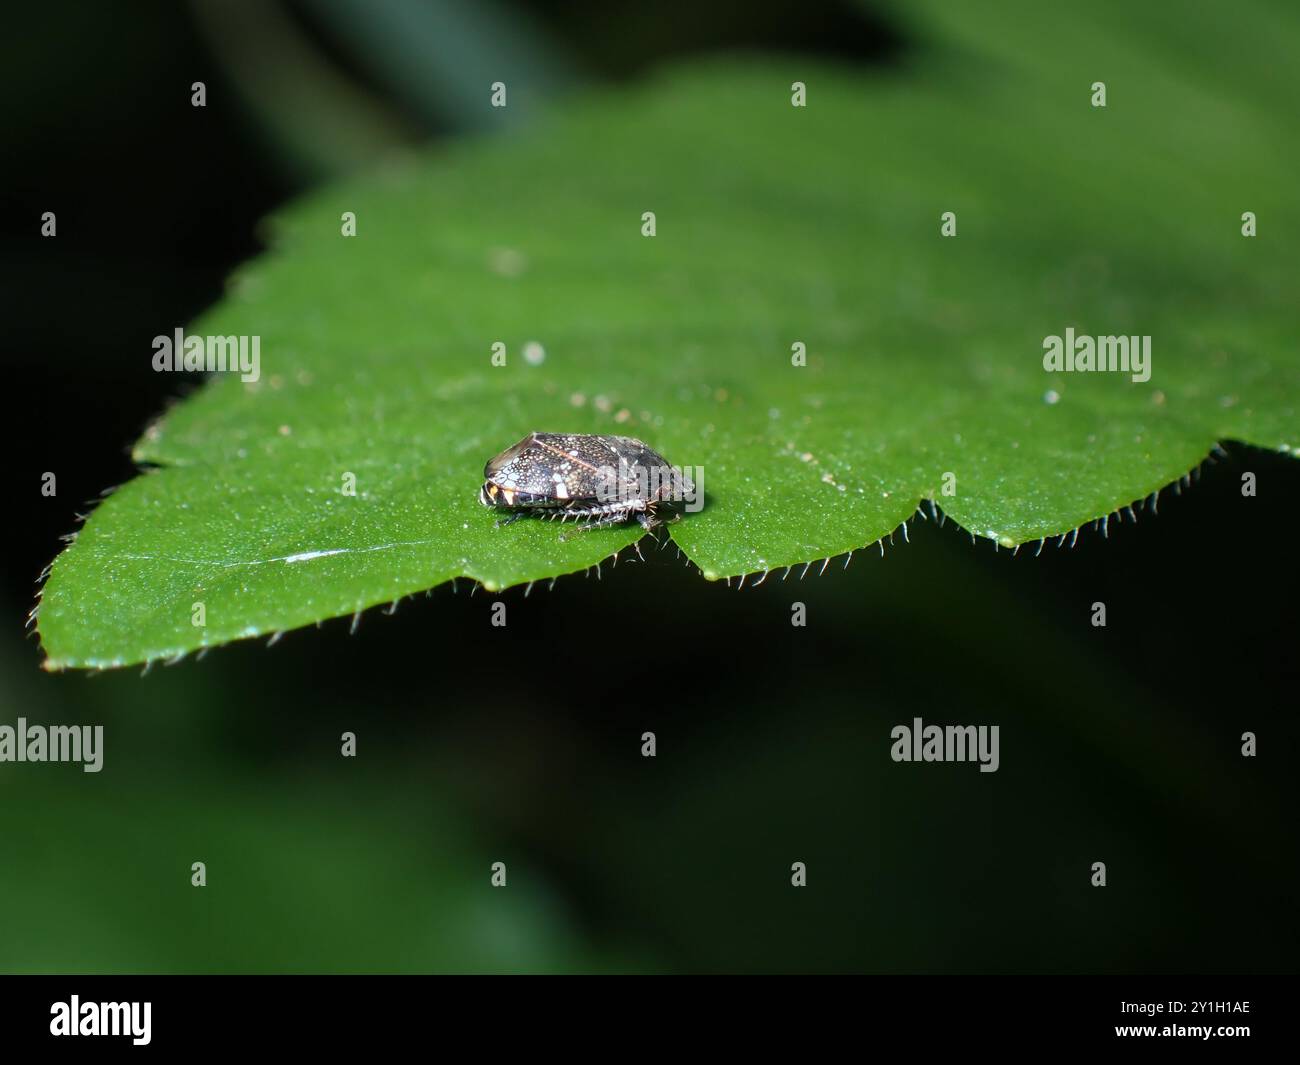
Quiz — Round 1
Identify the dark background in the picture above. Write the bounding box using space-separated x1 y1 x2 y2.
2 0 1296 972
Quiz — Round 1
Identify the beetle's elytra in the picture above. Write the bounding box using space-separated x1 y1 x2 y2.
479 431 693 532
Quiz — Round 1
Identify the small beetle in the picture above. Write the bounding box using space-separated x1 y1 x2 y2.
479 431 693 532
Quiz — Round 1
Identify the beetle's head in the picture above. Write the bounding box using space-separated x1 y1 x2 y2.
483 435 535 479
479 481 520 507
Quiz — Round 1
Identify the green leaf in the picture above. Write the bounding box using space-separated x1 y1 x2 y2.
0 769 636 972
38 0 1300 668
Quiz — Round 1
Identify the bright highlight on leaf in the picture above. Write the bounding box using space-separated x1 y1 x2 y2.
36 0 1299 669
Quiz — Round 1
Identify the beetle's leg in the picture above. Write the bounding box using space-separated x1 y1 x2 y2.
494 510 528 528
556 509 630 540
576 513 630 532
